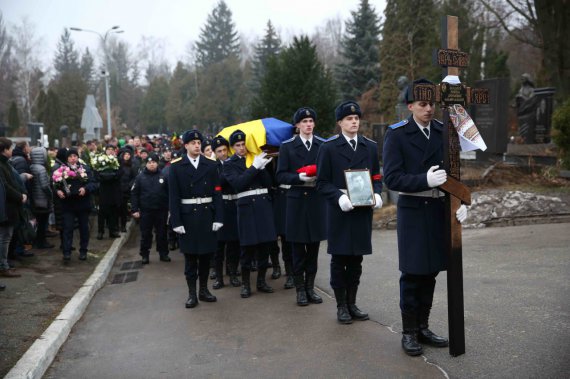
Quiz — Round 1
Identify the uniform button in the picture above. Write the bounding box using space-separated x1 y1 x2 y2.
425 201 428 205
193 208 197 211
304 192 308 196
252 198 256 202
205 206 208 209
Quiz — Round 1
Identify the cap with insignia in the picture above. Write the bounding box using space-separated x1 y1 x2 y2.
182 129 203 144
147 153 160 163
229 129 246 146
405 78 434 104
293 107 317 125
212 136 229 149
201 139 212 152
335 101 362 121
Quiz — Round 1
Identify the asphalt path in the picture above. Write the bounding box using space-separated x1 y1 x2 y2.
46 223 570 378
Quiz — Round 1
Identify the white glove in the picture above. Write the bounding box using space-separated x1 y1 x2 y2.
426 165 447 188
456 204 468 224
212 222 223 231
374 193 383 209
338 194 354 212
252 152 268 169
259 156 273 170
173 226 186 234
299 173 317 182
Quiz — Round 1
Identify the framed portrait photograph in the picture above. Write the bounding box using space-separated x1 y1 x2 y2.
344 169 375 207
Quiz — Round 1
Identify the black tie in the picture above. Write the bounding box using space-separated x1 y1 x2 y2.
423 128 430 138
305 140 311 150
349 139 356 150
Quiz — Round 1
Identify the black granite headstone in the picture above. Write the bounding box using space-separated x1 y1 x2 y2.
471 78 509 155
533 87 555 143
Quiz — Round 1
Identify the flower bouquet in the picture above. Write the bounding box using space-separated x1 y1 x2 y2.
92 154 120 172
52 165 88 195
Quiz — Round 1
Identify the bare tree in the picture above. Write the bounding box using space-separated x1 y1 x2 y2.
0 12 16 120
136 35 171 84
312 16 344 69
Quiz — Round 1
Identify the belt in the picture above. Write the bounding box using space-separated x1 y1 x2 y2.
278 184 291 189
399 189 445 198
293 181 316 188
236 188 269 199
222 194 238 201
181 197 213 205
340 189 348 194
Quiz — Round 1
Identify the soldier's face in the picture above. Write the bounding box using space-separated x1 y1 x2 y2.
338 115 360 135
297 117 315 136
233 141 247 157
408 101 435 124
146 161 158 172
214 145 228 161
202 145 212 157
185 140 201 157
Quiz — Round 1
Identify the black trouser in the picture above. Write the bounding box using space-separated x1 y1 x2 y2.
292 242 320 276
240 242 271 270
98 204 118 234
139 209 168 258
184 253 212 281
275 236 292 268
118 194 130 229
33 212 50 245
62 209 90 256
329 255 363 289
399 272 437 314
215 240 240 273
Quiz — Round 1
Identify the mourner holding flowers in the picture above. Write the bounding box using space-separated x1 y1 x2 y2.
92 145 121 240
52 148 97 261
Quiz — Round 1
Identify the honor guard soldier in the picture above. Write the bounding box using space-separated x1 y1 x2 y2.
316 101 383 324
211 136 241 289
223 130 276 298
277 107 327 306
382 78 468 356
169 130 224 309
130 153 170 264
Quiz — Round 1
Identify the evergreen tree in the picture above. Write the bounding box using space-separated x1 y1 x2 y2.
250 20 282 91
251 36 338 135
80 47 97 92
53 28 80 77
54 71 88 137
0 13 16 121
8 100 19 131
140 76 169 133
379 0 439 121
336 0 381 99
166 61 197 132
37 89 61 146
195 0 240 67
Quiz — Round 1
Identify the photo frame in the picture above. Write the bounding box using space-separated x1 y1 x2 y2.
344 169 375 207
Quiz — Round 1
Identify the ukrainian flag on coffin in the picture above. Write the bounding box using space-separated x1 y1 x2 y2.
217 118 293 167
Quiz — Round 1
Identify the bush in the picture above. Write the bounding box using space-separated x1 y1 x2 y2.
552 98 570 169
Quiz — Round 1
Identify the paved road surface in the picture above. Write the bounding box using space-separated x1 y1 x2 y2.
47 223 570 378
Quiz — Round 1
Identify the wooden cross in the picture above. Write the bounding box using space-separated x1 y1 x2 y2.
413 15 490 357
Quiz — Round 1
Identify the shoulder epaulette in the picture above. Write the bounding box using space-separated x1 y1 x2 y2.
363 136 377 144
433 119 443 126
314 135 326 142
388 119 408 129
171 157 182 164
282 136 295 144
325 134 340 142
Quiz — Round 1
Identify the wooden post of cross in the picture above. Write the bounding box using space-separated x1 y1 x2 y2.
412 15 490 357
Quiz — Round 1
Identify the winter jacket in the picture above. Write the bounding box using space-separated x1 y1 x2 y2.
29 147 53 212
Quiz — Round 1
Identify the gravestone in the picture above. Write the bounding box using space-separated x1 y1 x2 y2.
395 75 411 121
81 95 103 140
533 87 555 143
471 78 509 157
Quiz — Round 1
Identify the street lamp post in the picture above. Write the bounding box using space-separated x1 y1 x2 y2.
70 26 123 137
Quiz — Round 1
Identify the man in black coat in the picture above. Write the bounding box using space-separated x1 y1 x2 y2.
222 130 276 298
169 130 223 309
316 101 383 324
131 153 170 264
211 136 241 289
383 78 468 356
277 107 327 306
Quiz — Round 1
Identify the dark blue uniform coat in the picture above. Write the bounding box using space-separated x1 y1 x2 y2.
316 134 382 255
276 135 327 243
223 154 276 246
216 160 239 242
382 116 447 275
130 168 168 212
168 155 223 255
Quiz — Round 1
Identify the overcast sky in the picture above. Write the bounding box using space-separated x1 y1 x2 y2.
3 0 387 71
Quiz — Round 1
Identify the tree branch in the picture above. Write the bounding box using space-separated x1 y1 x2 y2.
480 0 542 48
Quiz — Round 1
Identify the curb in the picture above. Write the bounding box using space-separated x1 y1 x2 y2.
4 222 133 379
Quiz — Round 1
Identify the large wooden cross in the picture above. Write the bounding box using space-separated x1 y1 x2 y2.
413 15 489 357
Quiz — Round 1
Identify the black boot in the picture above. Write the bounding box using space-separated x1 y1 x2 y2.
185 279 198 308
283 259 295 289
198 286 217 302
256 268 274 293
305 274 322 304
251 260 258 272
401 312 423 356
141 255 150 265
229 260 241 287
270 250 281 279
418 308 448 347
347 286 368 320
333 288 352 324
240 269 251 298
294 275 308 306
213 264 225 289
